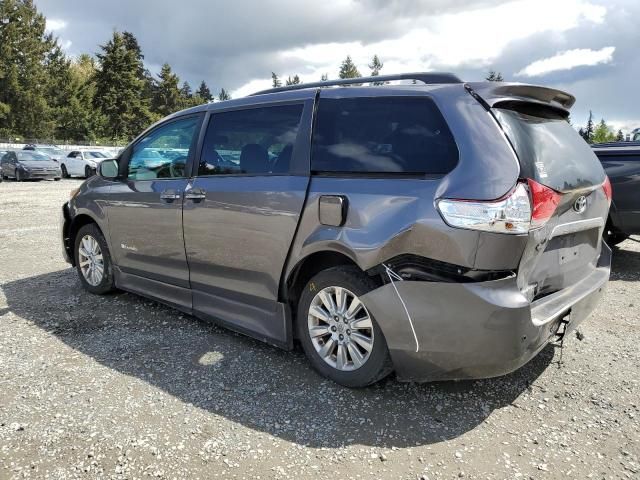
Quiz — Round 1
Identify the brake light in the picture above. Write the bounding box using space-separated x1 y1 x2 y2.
602 176 612 205
528 179 562 229
437 179 561 234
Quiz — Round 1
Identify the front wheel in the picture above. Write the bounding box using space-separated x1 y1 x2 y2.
74 223 116 294
15 170 23 182
85 165 93 178
60 164 69 178
297 266 392 387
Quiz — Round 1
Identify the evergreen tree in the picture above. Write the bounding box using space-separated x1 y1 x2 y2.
581 111 595 143
94 31 153 141
285 75 301 85
592 119 617 144
616 129 624 141
271 72 282 88
152 63 182 117
196 81 213 102
369 54 383 85
0 0 53 138
180 81 193 98
339 56 361 79
486 70 504 82
218 88 231 101
321 73 328 81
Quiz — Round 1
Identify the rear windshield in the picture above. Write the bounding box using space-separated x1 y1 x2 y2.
494 108 605 192
311 97 458 174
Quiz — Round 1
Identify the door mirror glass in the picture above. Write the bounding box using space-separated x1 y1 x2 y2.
99 159 119 178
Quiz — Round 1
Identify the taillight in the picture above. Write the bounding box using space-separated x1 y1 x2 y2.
437 180 561 234
602 176 612 206
528 179 562 229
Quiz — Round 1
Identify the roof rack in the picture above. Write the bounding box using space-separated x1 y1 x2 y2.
592 141 640 148
250 72 463 96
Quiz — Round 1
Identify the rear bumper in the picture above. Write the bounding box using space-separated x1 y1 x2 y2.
362 244 611 382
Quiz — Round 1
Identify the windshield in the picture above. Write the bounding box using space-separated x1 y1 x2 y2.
17 151 50 161
494 108 605 192
86 151 107 158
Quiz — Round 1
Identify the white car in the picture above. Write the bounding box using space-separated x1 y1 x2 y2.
60 150 111 178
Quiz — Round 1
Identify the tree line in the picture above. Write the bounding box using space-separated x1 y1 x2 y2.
578 111 624 144
0 0 227 144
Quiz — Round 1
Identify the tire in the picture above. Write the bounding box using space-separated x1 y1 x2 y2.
85 165 92 178
54 177 61 181
61 164 69 178
297 266 393 387
15 169 23 182
74 223 116 295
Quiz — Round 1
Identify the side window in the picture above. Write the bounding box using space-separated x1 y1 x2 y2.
128 116 200 180
311 97 458 174
198 104 304 176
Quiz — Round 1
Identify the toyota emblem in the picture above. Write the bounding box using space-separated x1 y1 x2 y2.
573 195 587 214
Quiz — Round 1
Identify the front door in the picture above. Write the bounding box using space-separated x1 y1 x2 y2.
183 101 312 345
105 114 203 308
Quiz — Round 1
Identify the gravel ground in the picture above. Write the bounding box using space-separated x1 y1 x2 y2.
0 179 638 480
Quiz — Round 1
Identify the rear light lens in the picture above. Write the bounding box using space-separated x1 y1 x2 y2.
528 179 562 229
437 180 561 234
602 176 612 206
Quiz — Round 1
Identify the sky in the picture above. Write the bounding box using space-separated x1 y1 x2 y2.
36 0 639 133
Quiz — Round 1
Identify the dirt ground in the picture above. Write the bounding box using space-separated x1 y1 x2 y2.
0 179 638 479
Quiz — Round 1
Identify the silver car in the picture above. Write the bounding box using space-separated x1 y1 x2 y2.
61 73 612 387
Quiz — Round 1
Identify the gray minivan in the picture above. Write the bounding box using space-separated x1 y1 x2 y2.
61 73 612 387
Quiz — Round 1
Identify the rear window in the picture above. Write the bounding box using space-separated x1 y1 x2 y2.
311 97 458 174
494 108 605 192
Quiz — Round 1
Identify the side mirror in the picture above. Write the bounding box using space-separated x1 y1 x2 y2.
98 159 119 179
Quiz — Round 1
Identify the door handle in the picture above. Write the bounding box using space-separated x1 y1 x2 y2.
184 188 206 201
160 190 181 201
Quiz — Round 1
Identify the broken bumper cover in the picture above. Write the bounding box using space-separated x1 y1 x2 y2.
362 245 611 383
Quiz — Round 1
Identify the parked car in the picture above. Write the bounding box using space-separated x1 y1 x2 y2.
23 144 66 162
593 142 640 245
0 150 8 182
1 150 61 181
60 150 110 178
61 73 611 387
631 128 640 142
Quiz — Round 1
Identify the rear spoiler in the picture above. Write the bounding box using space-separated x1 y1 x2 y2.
464 82 575 116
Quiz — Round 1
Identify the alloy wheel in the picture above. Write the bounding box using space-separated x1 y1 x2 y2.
307 286 374 371
78 235 104 286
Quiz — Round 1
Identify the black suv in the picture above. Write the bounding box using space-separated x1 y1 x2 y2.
593 142 640 245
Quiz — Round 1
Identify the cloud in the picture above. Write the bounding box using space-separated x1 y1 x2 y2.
516 47 615 77
45 18 66 32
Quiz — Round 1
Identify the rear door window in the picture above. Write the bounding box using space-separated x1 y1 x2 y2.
198 103 304 176
494 108 605 192
311 97 458 174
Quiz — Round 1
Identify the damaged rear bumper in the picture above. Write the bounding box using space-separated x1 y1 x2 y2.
362 244 611 383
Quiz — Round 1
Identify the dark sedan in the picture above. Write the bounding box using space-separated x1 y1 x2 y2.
1 150 62 181
593 142 640 245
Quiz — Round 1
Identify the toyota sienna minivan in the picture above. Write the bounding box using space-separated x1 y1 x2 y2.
61 73 611 387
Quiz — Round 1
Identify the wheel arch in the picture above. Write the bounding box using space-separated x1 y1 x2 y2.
66 212 105 266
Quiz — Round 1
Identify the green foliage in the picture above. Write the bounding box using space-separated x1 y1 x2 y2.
152 63 181 117
486 70 504 82
271 72 281 88
196 81 213 103
592 119 617 144
218 88 231 101
580 111 595 143
285 75 301 85
339 56 361 79
369 55 384 85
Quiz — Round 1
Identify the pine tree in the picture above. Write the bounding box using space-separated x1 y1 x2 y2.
616 129 624 141
339 56 361 79
285 75 301 85
218 88 231 101
592 119 617 144
369 55 383 85
486 70 504 82
321 73 328 82
152 63 182 117
180 81 193 98
94 31 153 141
0 0 54 138
196 81 213 103
582 111 595 143
271 72 282 88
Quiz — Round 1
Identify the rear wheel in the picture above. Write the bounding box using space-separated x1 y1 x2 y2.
297 266 392 387
15 170 23 182
74 223 116 294
61 164 69 178
85 165 92 178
